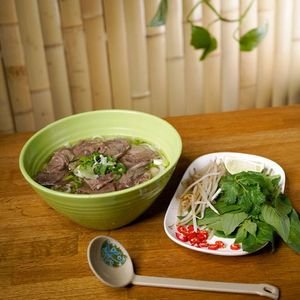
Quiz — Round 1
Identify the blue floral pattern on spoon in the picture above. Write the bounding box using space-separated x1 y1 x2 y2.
101 239 127 267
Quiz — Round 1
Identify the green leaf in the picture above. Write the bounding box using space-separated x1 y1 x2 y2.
235 226 248 243
204 220 224 232
275 194 292 216
261 204 290 242
243 219 257 236
286 209 300 253
214 230 237 238
200 36 217 60
190 26 211 49
221 212 248 236
197 215 221 226
148 0 168 27
238 190 253 213
219 176 240 205
256 221 274 245
214 198 242 214
241 221 273 253
239 23 268 51
242 233 267 253
190 25 217 60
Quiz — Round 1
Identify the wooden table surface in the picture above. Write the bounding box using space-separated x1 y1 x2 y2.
1 105 300 300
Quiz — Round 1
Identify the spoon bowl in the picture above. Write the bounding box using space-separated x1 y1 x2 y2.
87 236 279 299
87 236 134 287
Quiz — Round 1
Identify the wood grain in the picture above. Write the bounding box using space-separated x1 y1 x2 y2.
0 105 300 300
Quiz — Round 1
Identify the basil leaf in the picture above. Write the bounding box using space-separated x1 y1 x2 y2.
243 219 257 236
239 23 268 51
261 204 290 242
286 209 300 253
256 221 274 245
275 194 292 216
148 0 168 27
221 212 248 236
197 215 221 226
242 234 266 253
235 226 248 243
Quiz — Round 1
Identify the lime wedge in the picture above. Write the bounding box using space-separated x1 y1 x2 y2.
224 157 264 174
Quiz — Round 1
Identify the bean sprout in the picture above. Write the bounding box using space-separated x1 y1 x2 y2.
177 160 226 231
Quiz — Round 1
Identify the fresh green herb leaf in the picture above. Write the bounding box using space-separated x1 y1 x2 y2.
242 233 267 253
197 215 222 226
239 23 268 51
255 221 274 245
239 221 273 253
219 176 240 205
286 209 300 253
275 194 293 216
261 204 290 242
78 152 127 177
235 226 248 244
243 219 257 236
221 212 248 236
214 230 237 238
148 0 168 27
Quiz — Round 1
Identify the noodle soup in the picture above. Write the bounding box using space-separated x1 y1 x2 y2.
35 137 168 194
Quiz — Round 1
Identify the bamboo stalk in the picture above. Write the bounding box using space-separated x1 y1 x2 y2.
59 0 93 113
288 0 300 104
256 0 275 108
0 52 15 133
0 0 35 132
221 0 239 111
124 0 150 113
15 0 55 129
38 0 73 119
144 0 167 117
80 0 113 109
239 0 257 109
166 0 185 116
272 0 293 106
183 0 203 114
103 0 131 109
202 0 221 113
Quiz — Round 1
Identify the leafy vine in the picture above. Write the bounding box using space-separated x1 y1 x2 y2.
149 0 268 60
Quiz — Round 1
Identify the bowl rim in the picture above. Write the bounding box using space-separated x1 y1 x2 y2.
19 109 182 199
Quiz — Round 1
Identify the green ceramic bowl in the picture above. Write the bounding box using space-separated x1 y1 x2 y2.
19 110 182 230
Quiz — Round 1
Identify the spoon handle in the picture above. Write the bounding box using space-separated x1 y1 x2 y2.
132 275 279 299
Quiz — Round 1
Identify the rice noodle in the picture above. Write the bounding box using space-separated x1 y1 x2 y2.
177 160 226 230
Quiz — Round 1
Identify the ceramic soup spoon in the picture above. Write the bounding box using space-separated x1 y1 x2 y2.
87 236 279 299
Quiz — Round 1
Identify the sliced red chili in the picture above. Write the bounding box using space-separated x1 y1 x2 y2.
208 243 219 250
199 230 209 240
177 225 188 235
230 243 241 250
187 232 197 241
176 232 188 242
198 241 209 248
215 240 225 248
187 224 195 233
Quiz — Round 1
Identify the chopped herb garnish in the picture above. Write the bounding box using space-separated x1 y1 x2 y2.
78 152 127 177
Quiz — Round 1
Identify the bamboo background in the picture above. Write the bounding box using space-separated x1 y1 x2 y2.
0 0 299 133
